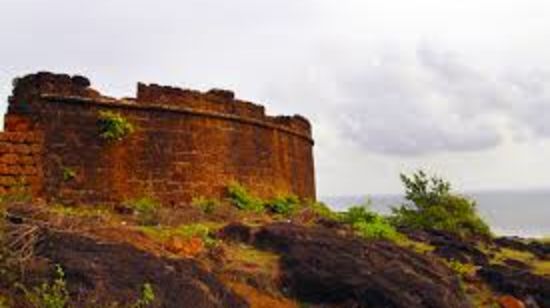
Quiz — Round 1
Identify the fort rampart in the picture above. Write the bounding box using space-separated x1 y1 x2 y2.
1 72 315 205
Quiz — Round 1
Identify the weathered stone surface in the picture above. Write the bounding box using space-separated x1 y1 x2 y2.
400 229 550 308
70 75 91 87
479 264 550 308
404 228 490 265
36 231 247 307
216 222 256 243
0 131 43 196
495 237 550 260
219 223 472 308
206 88 235 101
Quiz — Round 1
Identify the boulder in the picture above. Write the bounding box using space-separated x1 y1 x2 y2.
418 229 489 265
479 264 550 308
35 231 247 308
494 237 550 260
220 222 472 308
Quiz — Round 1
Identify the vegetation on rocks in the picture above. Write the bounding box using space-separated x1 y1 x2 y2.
340 202 401 241
227 182 300 217
0 176 548 307
264 195 300 217
307 201 340 221
0 180 31 204
131 283 155 308
125 196 160 225
192 197 220 215
139 223 219 247
227 182 265 212
19 265 70 308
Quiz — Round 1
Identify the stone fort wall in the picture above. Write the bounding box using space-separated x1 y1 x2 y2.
2 72 315 205
0 132 42 197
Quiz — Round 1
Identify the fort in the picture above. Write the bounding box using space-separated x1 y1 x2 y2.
0 72 315 205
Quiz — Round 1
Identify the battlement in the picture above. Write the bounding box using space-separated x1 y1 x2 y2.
9 72 312 141
10 72 100 102
3 72 316 205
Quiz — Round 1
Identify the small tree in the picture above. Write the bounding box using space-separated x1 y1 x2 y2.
391 170 490 238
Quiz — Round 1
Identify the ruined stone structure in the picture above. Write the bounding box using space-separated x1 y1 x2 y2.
0 72 315 205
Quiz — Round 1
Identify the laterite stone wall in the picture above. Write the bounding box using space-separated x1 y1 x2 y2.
3 72 315 206
0 132 43 196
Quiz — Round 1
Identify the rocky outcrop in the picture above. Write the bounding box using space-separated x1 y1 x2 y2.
35 231 247 308
219 222 472 308
495 237 550 260
404 228 490 265
479 264 550 308
402 228 550 307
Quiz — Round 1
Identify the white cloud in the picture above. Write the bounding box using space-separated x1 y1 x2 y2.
1 0 550 194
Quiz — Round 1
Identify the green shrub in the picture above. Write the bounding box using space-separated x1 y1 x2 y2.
98 111 135 141
308 201 340 221
0 178 32 204
175 224 211 239
61 167 76 182
130 283 155 308
352 218 400 241
140 223 218 247
341 202 400 241
49 204 111 219
226 182 264 212
192 197 219 215
340 201 377 225
176 224 218 246
126 197 160 226
265 195 300 216
20 265 69 308
391 170 491 238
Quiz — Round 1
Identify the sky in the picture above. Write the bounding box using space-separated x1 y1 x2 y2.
1 0 549 196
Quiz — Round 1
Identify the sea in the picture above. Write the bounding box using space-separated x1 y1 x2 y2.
321 189 550 238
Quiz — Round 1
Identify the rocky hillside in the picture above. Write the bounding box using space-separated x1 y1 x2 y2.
0 172 548 307
0 197 548 308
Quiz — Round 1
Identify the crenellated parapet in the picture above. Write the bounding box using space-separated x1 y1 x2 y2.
9 72 100 103
9 72 312 142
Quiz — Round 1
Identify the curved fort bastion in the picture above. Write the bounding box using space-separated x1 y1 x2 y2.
1 72 315 205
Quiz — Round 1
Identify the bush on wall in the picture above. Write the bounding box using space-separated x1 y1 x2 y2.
97 111 135 141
